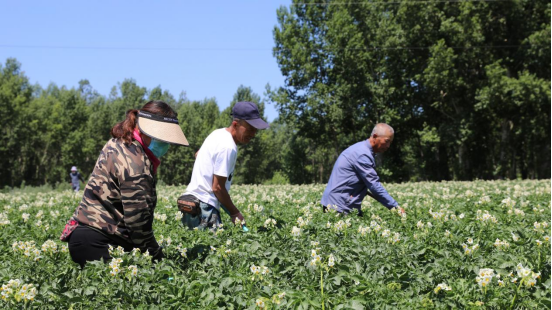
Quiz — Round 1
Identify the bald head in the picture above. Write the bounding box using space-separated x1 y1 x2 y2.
371 123 394 137
369 123 394 153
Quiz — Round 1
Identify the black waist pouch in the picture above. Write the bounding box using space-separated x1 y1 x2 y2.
177 194 200 216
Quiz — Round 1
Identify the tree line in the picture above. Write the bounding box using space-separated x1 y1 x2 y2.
270 0 550 182
0 61 288 188
1 0 550 188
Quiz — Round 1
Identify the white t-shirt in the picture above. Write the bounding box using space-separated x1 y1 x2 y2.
184 128 237 209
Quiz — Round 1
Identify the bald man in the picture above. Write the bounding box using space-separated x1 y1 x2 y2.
321 123 404 216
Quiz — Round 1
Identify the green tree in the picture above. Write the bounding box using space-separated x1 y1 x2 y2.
21 84 89 185
0 59 34 187
475 63 550 179
271 0 550 182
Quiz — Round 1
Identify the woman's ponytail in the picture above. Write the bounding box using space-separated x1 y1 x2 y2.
110 109 139 144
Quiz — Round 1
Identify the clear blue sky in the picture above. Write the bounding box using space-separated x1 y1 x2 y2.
0 0 291 121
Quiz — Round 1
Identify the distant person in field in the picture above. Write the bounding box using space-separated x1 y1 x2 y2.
178 101 269 231
69 166 85 192
321 123 405 216
60 100 189 268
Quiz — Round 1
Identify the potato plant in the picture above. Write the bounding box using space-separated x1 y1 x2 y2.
0 180 550 309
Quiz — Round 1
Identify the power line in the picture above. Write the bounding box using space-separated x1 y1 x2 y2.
0 44 546 52
290 0 513 5
295 44 547 51
0 45 271 51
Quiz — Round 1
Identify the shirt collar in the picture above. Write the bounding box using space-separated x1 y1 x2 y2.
365 139 375 157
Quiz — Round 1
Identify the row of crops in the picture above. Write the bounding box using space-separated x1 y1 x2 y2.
0 180 550 308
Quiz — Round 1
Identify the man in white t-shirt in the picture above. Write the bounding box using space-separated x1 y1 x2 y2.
180 101 269 230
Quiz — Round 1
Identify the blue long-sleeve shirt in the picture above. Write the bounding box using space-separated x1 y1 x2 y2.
321 140 398 213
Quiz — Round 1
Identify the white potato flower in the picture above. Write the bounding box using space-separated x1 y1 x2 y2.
434 283 452 294
291 226 301 237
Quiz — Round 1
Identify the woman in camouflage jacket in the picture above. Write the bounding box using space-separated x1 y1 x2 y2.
60 100 189 267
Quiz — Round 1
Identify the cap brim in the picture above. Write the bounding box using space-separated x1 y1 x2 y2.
138 118 189 146
245 118 270 130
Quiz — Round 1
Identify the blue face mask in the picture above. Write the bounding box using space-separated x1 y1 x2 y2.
148 139 170 158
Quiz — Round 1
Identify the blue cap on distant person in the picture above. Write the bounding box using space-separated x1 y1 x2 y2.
231 102 269 130
71 166 77 171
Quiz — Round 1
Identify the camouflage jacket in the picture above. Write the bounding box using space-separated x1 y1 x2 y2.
71 138 159 251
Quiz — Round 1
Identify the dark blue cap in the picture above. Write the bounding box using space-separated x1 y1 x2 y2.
231 101 269 129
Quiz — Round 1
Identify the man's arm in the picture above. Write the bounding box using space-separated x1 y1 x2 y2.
365 188 405 214
212 174 244 224
355 155 400 210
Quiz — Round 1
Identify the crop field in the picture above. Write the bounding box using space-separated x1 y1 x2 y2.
0 180 550 309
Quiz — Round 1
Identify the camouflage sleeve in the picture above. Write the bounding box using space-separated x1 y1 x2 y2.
120 177 156 249
114 144 158 252
73 141 123 231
